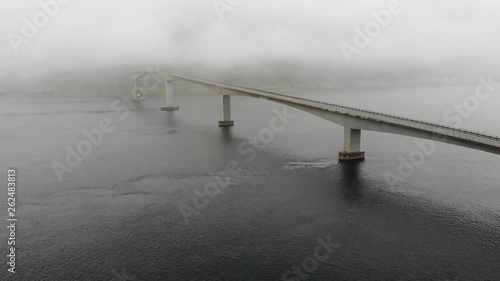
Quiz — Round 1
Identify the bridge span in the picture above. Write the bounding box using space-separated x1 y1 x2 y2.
130 72 500 161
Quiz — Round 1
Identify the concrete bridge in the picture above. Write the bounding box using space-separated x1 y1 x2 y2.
129 72 500 161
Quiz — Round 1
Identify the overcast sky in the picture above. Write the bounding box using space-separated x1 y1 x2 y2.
1 0 500 80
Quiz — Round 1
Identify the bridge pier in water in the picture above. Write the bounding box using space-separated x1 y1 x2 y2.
339 127 365 161
160 80 179 111
218 95 234 126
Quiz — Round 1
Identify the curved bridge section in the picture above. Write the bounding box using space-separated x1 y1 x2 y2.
130 72 500 160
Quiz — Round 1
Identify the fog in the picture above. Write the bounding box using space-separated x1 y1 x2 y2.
1 0 500 90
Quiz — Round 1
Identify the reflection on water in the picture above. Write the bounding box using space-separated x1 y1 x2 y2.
219 126 234 143
339 161 365 200
165 110 177 128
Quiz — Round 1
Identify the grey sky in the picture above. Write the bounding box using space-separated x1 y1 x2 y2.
1 0 500 79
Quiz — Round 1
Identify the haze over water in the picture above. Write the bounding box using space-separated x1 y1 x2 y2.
1 84 500 280
2 0 500 280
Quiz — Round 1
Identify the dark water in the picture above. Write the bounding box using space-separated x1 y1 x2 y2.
1 85 500 281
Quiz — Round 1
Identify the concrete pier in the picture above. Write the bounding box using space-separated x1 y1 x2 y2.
132 78 146 102
161 80 179 111
339 127 365 161
218 95 234 126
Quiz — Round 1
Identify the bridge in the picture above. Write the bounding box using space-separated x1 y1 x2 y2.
128 72 500 161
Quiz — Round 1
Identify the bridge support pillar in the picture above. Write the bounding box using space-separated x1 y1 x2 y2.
161 80 179 111
218 95 234 126
132 78 146 101
339 127 365 161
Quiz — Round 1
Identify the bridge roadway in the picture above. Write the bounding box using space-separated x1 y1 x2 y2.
133 72 500 160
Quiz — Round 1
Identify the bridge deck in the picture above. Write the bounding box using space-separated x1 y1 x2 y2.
161 73 500 149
